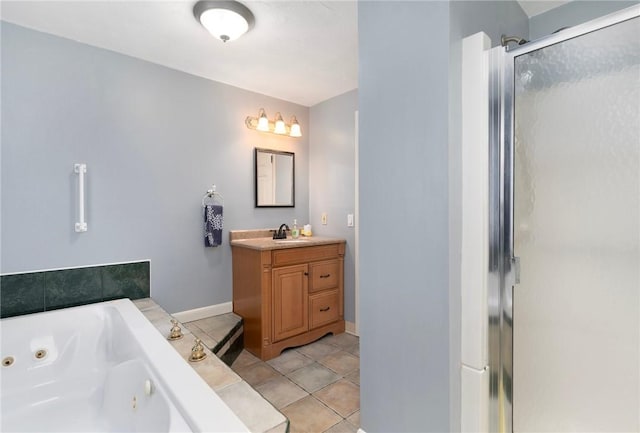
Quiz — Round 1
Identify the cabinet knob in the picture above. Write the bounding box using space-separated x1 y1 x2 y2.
304 272 309 276
320 306 331 312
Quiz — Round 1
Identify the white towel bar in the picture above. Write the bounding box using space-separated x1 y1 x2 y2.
74 163 88 232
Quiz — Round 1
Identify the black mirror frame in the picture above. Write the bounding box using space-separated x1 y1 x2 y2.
254 148 295 208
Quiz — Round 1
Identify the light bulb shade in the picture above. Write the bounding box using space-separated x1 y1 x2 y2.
245 109 302 138
194 1 255 42
257 109 269 131
274 112 286 134
289 116 302 137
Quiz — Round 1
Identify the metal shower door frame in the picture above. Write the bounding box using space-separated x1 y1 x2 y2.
487 5 640 433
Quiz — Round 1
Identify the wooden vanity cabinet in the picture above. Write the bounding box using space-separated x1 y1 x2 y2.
232 242 345 361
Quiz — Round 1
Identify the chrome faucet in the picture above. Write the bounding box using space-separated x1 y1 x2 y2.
273 224 289 239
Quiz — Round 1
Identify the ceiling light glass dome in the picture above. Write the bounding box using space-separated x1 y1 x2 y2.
194 1 255 43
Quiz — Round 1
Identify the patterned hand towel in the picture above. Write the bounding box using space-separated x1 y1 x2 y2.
204 204 223 247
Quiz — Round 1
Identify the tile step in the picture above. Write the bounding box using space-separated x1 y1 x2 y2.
184 313 244 367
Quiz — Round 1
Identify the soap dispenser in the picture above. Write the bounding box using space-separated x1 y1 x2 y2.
291 219 300 239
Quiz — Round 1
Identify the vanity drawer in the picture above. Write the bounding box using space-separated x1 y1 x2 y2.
309 260 339 293
309 290 340 329
272 244 339 267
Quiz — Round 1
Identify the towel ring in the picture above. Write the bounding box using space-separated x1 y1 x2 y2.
202 185 224 207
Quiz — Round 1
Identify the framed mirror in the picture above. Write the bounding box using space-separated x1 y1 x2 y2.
254 148 295 207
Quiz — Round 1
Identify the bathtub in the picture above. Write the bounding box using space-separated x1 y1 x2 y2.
0 299 249 432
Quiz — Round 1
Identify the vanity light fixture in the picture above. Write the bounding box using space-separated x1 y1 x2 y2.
289 116 302 138
193 1 255 43
274 113 286 135
245 109 303 138
257 108 269 131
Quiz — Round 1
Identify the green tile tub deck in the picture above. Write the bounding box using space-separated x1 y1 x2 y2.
0 261 150 318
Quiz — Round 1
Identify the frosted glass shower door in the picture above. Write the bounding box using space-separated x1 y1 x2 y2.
512 17 640 432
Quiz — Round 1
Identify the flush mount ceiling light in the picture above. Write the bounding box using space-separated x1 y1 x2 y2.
246 109 302 138
193 1 255 43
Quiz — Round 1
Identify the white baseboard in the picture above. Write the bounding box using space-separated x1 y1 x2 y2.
345 321 358 336
172 302 232 323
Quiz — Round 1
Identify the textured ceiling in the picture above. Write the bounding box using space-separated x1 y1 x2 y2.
0 0 358 107
1 1 570 107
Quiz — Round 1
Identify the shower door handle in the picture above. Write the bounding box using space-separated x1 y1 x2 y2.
511 256 521 285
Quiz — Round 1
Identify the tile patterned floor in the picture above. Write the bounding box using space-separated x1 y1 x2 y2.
231 333 360 433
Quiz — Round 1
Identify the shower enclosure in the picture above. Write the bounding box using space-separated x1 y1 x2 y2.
489 6 640 432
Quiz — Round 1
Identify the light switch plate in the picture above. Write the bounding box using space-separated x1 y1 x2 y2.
347 214 354 227
321 213 327 225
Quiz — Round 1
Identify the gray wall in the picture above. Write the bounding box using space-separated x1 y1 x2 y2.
359 2 451 431
1 22 309 314
309 89 357 323
358 0 528 431
529 0 638 40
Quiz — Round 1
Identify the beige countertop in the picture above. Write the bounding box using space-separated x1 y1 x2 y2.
230 235 346 251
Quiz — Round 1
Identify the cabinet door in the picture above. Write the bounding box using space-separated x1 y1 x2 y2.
272 264 309 342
